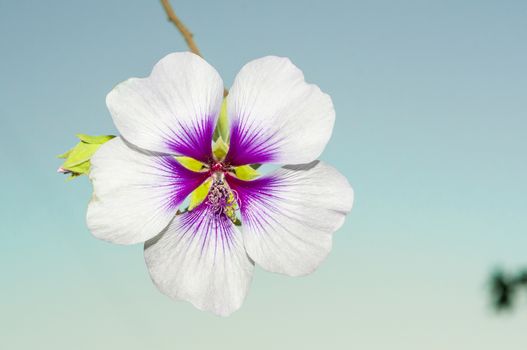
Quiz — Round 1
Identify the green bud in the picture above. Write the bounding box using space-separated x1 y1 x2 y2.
57 134 115 179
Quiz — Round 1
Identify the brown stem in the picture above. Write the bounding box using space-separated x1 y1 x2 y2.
160 0 228 97
160 0 202 57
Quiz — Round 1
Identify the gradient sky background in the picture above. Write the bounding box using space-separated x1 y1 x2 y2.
1 0 526 349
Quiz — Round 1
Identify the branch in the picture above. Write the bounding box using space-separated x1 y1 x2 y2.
160 0 228 97
160 0 202 57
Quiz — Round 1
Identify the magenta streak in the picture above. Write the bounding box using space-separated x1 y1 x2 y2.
154 156 210 211
177 202 237 257
225 115 285 166
165 115 215 163
225 173 286 230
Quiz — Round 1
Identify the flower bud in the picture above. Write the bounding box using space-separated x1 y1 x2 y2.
57 134 115 179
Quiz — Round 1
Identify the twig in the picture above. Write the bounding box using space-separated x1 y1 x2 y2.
160 0 228 97
160 0 202 57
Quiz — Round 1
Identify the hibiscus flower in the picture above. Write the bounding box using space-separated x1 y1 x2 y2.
87 52 354 316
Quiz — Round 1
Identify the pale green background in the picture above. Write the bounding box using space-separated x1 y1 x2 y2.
1 0 526 349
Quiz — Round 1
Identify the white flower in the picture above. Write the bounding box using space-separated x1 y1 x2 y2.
87 52 354 316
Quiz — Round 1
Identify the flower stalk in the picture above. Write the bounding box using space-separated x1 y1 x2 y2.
160 0 202 57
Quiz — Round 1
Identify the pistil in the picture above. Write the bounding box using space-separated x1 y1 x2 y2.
206 178 239 223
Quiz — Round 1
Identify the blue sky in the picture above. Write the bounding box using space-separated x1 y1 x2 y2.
1 1 526 349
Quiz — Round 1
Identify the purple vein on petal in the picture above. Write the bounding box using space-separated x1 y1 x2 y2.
165 115 215 163
226 174 285 231
177 202 238 259
153 156 210 211
225 115 284 166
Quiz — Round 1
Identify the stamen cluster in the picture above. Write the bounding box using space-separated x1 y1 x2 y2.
205 161 239 223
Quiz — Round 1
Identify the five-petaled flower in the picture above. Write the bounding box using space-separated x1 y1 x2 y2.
87 52 354 316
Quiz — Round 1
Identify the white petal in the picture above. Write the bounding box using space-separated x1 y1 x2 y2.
227 161 353 276
226 56 335 165
87 137 209 245
106 52 223 161
144 204 254 316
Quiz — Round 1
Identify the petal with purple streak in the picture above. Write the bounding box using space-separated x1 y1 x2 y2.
225 56 335 166
87 137 209 245
165 116 216 163
144 202 254 316
226 161 354 276
106 52 223 162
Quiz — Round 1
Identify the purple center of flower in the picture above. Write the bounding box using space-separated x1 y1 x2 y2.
210 161 226 173
205 162 239 223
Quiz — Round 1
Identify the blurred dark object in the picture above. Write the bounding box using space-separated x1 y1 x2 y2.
490 269 527 310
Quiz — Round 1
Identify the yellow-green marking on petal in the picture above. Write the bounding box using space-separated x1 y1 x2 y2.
175 156 206 172
234 165 260 180
188 178 212 211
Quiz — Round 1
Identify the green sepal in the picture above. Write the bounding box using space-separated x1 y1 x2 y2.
57 149 73 159
218 99 229 142
175 156 206 172
212 136 229 161
213 98 229 142
76 134 115 144
188 179 212 211
64 161 91 180
60 142 101 168
57 134 115 179
234 165 260 180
